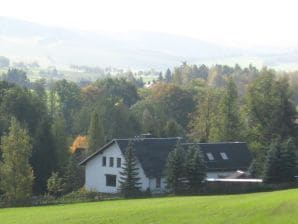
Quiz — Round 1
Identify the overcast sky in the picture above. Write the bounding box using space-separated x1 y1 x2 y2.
1 0 298 48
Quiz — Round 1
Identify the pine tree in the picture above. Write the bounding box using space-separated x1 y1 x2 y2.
185 145 206 192
88 111 105 153
0 117 34 202
214 77 240 141
64 154 85 193
263 138 297 183
119 141 141 198
52 116 69 171
166 142 186 194
165 68 172 83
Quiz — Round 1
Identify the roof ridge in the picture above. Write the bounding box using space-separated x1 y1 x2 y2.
114 137 182 141
182 142 246 145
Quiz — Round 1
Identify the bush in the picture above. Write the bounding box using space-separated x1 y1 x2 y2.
62 188 101 202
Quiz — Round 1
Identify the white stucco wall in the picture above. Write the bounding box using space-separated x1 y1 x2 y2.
149 177 167 193
85 142 149 193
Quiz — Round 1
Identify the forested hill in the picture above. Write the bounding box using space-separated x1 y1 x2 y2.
0 63 298 196
2 16 298 70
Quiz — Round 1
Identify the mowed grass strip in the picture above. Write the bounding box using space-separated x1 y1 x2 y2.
1 189 298 224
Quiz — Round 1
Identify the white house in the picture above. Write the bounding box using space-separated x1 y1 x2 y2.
79 136 252 194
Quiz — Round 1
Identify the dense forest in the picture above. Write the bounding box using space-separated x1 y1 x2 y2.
0 62 298 199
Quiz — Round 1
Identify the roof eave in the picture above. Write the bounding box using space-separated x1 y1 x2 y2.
79 140 116 166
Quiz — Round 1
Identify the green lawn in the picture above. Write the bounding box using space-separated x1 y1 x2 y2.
1 189 298 224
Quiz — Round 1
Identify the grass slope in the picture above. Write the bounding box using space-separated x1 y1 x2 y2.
1 189 298 224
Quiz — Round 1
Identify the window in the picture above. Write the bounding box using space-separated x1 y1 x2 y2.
220 152 229 160
102 156 106 166
117 158 121 168
105 174 116 187
156 177 161 188
206 153 214 160
109 157 114 167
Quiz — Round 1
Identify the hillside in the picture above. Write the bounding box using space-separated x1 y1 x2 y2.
1 189 298 224
2 17 298 70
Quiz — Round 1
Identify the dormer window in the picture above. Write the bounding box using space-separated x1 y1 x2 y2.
206 153 214 160
220 152 229 160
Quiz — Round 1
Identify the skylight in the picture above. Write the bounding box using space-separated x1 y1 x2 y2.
220 152 229 160
206 153 214 160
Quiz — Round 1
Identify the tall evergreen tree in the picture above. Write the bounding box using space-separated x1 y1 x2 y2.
211 77 240 141
185 145 206 192
165 68 172 83
31 117 58 194
119 141 141 198
166 142 186 194
64 154 85 193
0 117 34 202
52 116 69 171
88 111 105 153
263 138 297 183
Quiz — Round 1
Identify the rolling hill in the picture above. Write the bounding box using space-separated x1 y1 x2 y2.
1 17 298 70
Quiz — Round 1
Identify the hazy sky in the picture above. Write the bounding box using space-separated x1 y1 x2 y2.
1 0 298 48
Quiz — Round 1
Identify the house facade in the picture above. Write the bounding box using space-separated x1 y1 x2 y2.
79 137 252 194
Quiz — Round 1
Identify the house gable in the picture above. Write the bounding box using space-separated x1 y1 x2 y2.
84 141 149 193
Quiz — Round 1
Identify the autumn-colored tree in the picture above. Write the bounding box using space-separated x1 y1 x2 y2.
70 135 88 154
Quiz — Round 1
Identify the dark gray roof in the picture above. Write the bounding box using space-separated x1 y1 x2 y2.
80 138 252 178
116 138 180 178
182 142 252 172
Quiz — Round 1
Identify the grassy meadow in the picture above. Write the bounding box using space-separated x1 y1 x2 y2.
1 189 298 224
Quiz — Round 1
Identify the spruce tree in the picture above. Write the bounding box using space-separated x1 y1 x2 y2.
52 116 69 171
0 117 34 202
185 145 206 192
119 141 141 198
64 154 85 193
215 77 240 141
166 142 186 194
88 111 105 153
165 68 172 83
263 138 297 183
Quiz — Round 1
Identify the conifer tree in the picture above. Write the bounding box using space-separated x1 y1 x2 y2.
64 154 85 193
263 138 297 183
166 142 186 194
52 116 69 171
212 77 240 141
119 141 141 198
88 111 105 153
0 117 34 202
165 68 172 83
185 145 206 192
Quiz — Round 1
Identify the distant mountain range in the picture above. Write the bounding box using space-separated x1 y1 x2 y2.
1 16 298 70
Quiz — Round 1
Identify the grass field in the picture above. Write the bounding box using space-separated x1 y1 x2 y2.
1 189 298 224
